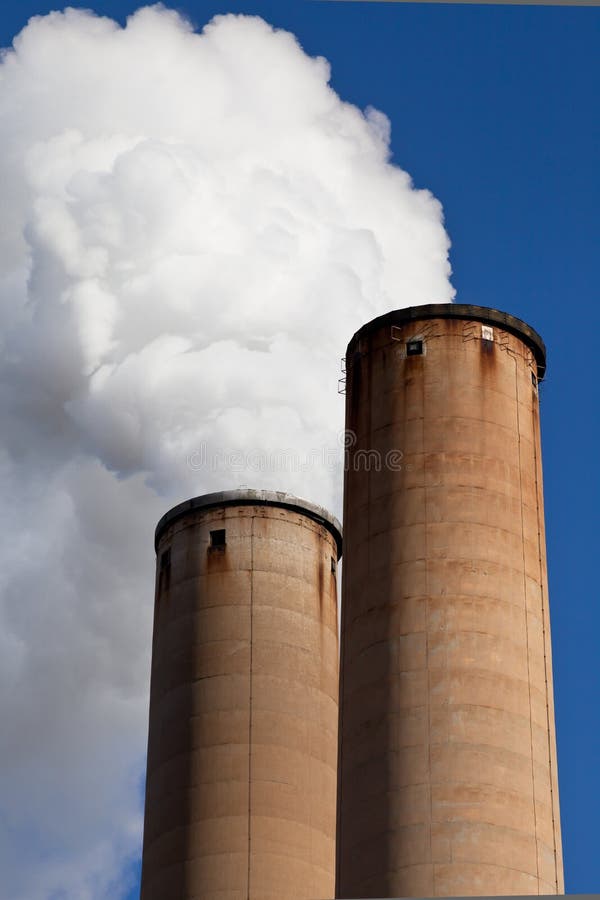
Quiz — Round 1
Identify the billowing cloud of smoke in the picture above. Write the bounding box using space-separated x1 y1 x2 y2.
0 5 454 898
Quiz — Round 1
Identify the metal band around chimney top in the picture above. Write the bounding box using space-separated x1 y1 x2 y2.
347 303 547 380
155 488 343 557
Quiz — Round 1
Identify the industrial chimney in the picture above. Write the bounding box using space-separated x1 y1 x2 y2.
140 489 342 900
336 304 563 898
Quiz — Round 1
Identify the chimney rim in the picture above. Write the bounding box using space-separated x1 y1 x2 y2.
347 303 547 380
154 488 342 557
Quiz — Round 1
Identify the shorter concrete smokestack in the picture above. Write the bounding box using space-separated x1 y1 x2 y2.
141 489 342 900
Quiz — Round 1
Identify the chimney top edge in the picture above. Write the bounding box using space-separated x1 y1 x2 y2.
155 489 342 557
347 303 546 380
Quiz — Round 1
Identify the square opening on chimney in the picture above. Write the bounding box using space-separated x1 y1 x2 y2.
406 339 423 356
210 529 226 548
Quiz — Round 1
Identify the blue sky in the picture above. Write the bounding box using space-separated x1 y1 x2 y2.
1 2 598 898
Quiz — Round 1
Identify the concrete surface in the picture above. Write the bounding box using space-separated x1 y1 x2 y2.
336 307 563 898
141 495 341 900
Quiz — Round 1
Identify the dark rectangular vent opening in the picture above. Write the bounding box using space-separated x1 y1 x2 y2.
331 556 336 574
210 529 226 548
406 339 423 356
158 547 171 598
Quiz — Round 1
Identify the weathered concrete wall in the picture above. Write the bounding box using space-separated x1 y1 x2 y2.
141 495 341 900
336 307 563 898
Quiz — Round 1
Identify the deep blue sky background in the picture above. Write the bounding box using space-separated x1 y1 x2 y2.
2 1 598 897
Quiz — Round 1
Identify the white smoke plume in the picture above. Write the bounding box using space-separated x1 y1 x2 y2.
0 5 454 898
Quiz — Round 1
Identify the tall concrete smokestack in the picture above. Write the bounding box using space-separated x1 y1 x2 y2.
141 489 342 900
336 305 563 898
